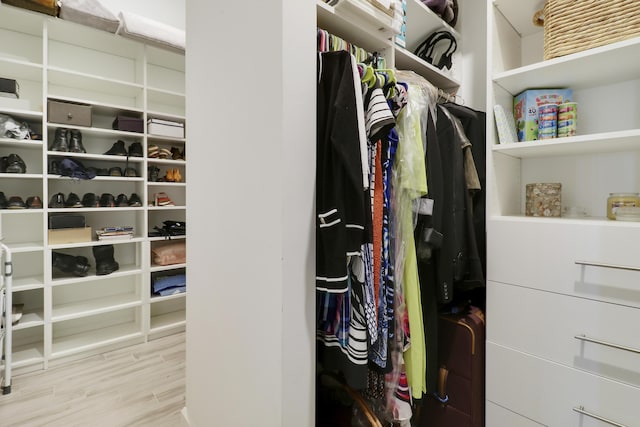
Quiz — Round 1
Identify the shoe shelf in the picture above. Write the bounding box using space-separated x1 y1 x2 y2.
149 235 186 243
151 292 186 303
150 263 187 273
0 4 186 372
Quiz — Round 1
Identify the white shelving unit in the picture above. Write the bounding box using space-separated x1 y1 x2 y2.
0 4 186 373
487 0 640 425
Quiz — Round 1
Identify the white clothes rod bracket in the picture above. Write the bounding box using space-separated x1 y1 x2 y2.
573 406 627 427
575 260 640 272
574 334 640 355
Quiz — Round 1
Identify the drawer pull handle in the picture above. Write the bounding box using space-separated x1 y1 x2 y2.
573 406 627 427
574 334 640 355
575 260 640 272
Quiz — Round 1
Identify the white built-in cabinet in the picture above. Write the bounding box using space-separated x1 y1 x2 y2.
0 4 186 373
487 0 640 425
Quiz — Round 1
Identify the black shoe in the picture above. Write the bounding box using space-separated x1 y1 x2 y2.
49 192 66 208
81 193 100 208
128 142 143 157
7 196 25 209
171 146 184 160
148 165 160 182
4 154 26 173
115 193 129 207
49 159 60 175
0 192 7 209
99 193 115 207
64 192 83 208
93 244 119 276
96 168 109 176
52 252 90 277
50 128 69 152
26 196 43 209
108 167 123 177
68 129 86 153
128 193 142 207
123 167 137 177
104 140 128 156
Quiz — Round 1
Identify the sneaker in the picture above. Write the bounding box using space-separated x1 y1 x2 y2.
81 193 100 208
99 193 116 208
26 196 43 209
115 193 129 207
49 192 66 208
104 140 128 156
64 192 83 208
4 153 26 173
128 193 142 207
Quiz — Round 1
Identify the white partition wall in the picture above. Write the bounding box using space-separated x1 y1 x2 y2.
185 1 316 426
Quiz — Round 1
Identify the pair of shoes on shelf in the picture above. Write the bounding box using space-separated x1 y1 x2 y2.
113 193 142 207
50 128 86 153
86 192 141 208
165 168 182 182
49 192 83 208
0 192 41 209
52 245 120 277
105 166 138 177
0 153 27 173
103 140 143 157
154 192 175 207
171 147 185 160
148 145 172 159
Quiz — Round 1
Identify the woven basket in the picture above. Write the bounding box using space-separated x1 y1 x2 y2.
536 0 640 60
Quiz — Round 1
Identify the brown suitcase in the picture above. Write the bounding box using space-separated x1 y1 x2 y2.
2 0 59 16
422 306 485 427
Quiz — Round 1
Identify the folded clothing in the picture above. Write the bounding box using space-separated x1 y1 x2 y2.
157 286 186 296
153 273 186 293
117 11 185 52
59 0 120 33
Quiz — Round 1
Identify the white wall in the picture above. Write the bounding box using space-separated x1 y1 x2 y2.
100 0 185 29
185 1 315 426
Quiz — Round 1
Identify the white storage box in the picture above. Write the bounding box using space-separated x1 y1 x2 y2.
147 118 184 138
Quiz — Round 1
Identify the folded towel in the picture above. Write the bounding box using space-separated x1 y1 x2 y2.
153 274 186 293
117 11 185 52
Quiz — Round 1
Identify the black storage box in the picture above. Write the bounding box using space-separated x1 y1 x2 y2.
0 78 19 99
48 100 92 127
113 116 143 133
49 214 86 230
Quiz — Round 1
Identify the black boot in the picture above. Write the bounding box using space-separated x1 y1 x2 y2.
50 128 69 152
128 142 143 157
69 129 86 153
52 252 90 277
93 244 119 275
104 140 128 156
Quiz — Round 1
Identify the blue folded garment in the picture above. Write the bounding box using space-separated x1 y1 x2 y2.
153 274 186 293
157 286 186 296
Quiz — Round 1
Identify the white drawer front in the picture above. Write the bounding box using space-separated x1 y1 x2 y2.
486 401 544 427
487 281 640 388
487 342 640 427
488 219 640 308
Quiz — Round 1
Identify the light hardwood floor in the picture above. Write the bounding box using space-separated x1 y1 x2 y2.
0 332 187 427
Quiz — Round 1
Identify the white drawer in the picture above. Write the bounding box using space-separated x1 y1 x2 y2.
488 218 640 308
486 401 543 427
487 281 640 388
487 342 640 427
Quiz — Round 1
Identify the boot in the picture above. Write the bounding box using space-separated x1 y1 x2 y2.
50 128 69 152
128 142 143 157
93 244 119 275
69 129 86 153
52 252 90 277
104 140 128 156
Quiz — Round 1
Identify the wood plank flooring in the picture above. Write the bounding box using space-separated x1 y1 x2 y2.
0 332 187 427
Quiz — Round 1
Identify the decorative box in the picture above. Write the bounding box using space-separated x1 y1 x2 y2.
525 183 562 217
48 227 92 244
0 77 19 99
147 118 185 138
48 99 92 127
112 116 144 133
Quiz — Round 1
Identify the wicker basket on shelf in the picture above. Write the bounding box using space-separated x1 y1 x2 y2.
534 0 640 60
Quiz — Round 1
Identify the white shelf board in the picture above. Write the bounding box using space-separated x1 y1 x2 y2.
4 242 44 253
51 323 143 358
51 264 142 286
146 112 186 123
46 151 145 163
488 215 640 228
150 310 186 332
405 0 459 51
493 37 640 94
150 263 187 273
47 206 144 215
147 158 187 166
317 0 395 53
0 209 42 215
0 57 42 82
149 235 186 243
151 292 186 303
148 206 186 211
12 344 44 368
0 138 43 149
492 0 545 37
47 175 145 182
52 294 142 323
0 173 42 180
492 129 640 159
13 276 45 292
49 239 144 251
48 67 144 98
147 134 186 143
45 123 143 139
394 46 460 90
0 109 42 121
147 182 187 187
12 310 44 330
